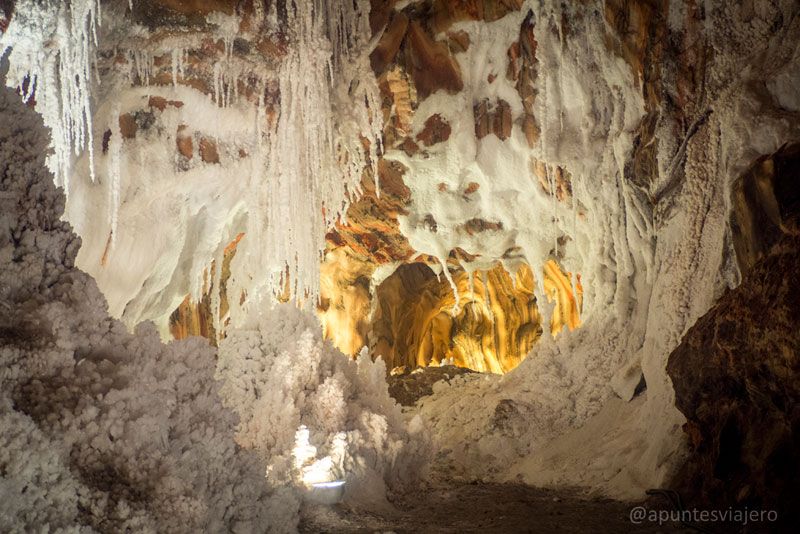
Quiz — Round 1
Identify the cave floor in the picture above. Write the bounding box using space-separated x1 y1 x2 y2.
299 482 693 533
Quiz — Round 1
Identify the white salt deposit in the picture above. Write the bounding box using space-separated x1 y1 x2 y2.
0 79 421 532
2 0 383 328
390 0 800 499
2 1 800 531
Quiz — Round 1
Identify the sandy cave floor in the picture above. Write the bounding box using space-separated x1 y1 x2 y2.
299 482 695 533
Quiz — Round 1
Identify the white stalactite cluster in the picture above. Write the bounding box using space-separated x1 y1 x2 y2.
1 0 383 324
239 0 383 310
0 0 101 196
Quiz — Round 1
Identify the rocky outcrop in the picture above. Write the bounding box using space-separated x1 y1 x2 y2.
474 99 513 141
371 262 541 373
370 261 582 373
406 20 464 99
387 365 475 406
667 232 800 526
731 143 800 273
0 0 13 33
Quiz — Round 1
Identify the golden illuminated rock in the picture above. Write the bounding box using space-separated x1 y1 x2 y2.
318 248 375 357
371 262 540 373
368 260 581 374
543 259 582 337
169 233 242 343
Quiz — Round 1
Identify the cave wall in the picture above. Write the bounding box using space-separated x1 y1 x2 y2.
668 232 799 524
372 262 542 373
667 143 800 524
3 0 800 508
146 0 585 372
731 142 800 273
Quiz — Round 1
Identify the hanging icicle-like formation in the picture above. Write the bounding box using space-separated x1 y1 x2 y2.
107 105 122 248
231 0 383 310
2 0 383 328
0 0 101 196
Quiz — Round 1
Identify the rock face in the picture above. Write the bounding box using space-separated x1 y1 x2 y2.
731 143 800 273
372 263 543 374
0 1 13 33
387 365 475 407
667 231 800 525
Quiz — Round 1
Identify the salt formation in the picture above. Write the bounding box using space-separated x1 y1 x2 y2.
242 0 383 312
0 79 420 532
0 82 276 532
216 304 426 508
396 0 800 498
0 0 101 195
1 0 383 332
3 0 800 529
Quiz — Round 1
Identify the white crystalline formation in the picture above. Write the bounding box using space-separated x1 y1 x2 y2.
0 0 383 322
1 0 101 195
0 79 421 533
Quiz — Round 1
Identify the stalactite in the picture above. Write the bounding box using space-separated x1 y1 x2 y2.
1 0 101 194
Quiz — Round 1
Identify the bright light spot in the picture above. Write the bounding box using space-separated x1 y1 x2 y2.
302 456 335 486
292 425 317 473
292 426 348 487
312 480 346 489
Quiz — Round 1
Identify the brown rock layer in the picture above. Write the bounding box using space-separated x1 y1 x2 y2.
474 99 513 141
667 233 800 527
371 263 545 374
387 365 475 406
406 20 464 99
731 143 800 273
0 0 14 33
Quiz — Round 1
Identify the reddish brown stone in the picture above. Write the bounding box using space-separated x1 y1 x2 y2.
0 0 12 33
510 10 539 151
369 0 397 35
474 99 512 140
447 30 471 54
416 114 452 147
522 114 540 148
199 138 219 164
176 125 193 159
464 218 503 235
255 34 288 60
148 96 169 111
400 137 420 156
406 21 464 99
432 0 524 33
506 41 521 82
464 182 480 195
119 113 137 139
370 11 409 73
496 100 512 140
474 100 490 139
